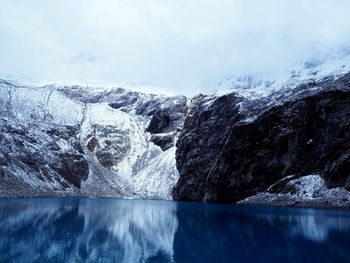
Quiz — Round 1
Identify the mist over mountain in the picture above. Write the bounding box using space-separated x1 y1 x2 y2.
1 0 350 95
1 48 350 208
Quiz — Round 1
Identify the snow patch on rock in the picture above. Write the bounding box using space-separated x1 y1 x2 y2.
240 175 350 209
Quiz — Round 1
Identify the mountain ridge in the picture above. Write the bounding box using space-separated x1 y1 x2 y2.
0 79 186 199
1 53 350 209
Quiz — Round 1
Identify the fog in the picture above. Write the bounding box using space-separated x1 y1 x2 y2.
1 0 350 95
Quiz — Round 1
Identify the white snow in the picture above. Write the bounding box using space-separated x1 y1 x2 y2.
133 146 179 200
241 174 350 207
0 79 180 198
216 47 350 99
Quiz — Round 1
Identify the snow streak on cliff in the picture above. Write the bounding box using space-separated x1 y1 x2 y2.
0 79 186 199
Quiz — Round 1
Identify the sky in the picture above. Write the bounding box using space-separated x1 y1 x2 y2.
0 0 350 95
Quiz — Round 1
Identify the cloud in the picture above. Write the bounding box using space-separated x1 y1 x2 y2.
0 0 350 95
70 51 98 64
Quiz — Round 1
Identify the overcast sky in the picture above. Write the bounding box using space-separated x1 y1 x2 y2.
1 0 350 95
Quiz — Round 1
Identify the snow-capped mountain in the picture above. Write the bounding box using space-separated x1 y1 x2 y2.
0 79 187 199
173 49 350 209
217 46 350 99
1 48 350 209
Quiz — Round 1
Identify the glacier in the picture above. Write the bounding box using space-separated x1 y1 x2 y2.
0 79 185 199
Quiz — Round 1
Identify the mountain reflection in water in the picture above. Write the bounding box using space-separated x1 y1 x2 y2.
0 198 349 263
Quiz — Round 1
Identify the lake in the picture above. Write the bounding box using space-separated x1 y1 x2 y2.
0 198 349 262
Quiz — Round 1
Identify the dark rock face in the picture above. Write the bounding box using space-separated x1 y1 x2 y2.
173 93 245 201
0 120 90 193
146 102 187 150
147 108 173 134
50 153 89 189
173 74 350 203
149 132 177 151
86 125 131 169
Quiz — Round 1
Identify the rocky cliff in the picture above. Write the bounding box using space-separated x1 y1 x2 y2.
0 79 186 199
173 74 350 209
1 60 350 209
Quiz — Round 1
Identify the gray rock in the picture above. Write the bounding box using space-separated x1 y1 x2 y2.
173 73 350 206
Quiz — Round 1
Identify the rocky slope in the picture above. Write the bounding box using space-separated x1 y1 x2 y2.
1 50 350 209
173 73 350 209
0 79 186 199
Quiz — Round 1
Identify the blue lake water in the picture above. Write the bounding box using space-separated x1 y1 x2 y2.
0 198 349 263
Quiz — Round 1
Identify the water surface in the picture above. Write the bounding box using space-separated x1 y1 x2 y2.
0 198 349 262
